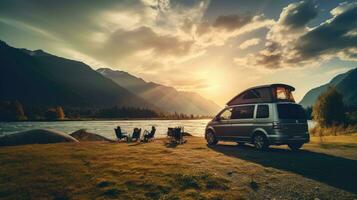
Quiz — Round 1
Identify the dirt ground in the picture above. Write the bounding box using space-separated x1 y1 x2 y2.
0 136 357 200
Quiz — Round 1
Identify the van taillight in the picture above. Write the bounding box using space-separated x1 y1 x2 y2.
272 122 283 129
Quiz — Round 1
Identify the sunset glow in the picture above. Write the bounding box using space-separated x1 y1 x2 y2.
1 0 356 106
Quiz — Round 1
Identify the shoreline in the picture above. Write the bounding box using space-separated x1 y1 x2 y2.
0 118 212 123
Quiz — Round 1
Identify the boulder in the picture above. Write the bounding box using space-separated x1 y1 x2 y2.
70 129 115 142
0 129 79 147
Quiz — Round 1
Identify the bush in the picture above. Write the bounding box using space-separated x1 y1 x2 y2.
312 87 345 127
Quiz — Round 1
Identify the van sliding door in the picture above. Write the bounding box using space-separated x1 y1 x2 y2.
230 105 256 141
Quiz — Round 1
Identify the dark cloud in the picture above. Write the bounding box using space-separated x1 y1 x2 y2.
294 3 357 60
247 1 357 69
213 14 254 31
253 42 283 69
280 1 318 29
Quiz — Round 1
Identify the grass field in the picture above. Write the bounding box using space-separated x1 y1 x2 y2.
0 136 357 200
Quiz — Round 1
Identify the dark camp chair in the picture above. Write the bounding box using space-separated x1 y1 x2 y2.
167 127 185 144
143 126 156 142
114 126 128 142
131 128 141 142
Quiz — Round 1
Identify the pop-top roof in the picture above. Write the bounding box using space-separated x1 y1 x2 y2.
226 84 295 106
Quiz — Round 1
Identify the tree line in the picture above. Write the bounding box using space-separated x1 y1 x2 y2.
0 101 209 121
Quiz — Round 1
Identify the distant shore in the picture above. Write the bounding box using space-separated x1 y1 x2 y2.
0 117 212 123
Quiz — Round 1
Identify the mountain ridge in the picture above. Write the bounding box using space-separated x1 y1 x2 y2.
97 68 221 115
299 68 357 108
0 40 155 110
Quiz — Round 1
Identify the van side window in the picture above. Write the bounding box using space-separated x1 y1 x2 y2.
219 108 232 120
256 105 269 118
231 105 255 119
243 89 261 99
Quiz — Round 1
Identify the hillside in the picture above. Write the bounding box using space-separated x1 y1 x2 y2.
0 41 153 109
97 68 221 116
300 68 357 108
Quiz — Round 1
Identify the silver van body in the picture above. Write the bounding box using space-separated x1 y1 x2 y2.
205 84 310 150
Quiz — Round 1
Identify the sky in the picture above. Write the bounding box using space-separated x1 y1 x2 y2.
0 0 356 106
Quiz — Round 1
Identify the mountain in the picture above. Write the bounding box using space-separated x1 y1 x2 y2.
0 40 153 109
300 68 357 108
97 68 221 115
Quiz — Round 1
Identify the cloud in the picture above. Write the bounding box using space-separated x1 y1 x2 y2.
235 1 357 69
213 14 254 31
181 13 273 47
293 2 357 61
279 0 318 29
239 38 261 49
111 26 194 57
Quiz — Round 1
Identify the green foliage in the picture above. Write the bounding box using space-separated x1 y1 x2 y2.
312 87 345 127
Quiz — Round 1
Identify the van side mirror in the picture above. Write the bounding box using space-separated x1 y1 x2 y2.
215 116 222 121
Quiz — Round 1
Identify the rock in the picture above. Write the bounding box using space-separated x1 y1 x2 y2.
0 129 78 147
70 129 115 142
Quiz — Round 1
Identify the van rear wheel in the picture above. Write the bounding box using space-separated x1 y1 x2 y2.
206 130 218 145
288 143 303 151
253 134 269 151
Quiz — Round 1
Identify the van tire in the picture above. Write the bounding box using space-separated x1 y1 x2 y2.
253 134 269 151
206 130 218 145
288 143 303 151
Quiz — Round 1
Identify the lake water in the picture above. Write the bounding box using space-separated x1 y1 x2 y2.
0 120 316 139
0 119 211 139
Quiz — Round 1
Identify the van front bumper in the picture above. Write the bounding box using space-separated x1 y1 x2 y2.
267 133 310 145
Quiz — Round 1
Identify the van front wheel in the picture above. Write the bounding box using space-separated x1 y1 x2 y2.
206 130 218 145
253 134 269 151
288 143 303 151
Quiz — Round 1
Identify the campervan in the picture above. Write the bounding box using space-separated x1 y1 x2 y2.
205 84 309 150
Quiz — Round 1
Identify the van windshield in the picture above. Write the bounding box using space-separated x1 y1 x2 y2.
277 104 306 119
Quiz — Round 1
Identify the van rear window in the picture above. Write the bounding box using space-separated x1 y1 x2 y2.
277 104 306 119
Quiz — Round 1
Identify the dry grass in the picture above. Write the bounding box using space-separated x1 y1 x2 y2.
310 125 357 136
0 137 357 200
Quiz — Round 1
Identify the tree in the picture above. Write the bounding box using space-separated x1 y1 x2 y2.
44 106 65 120
13 101 27 120
312 86 345 127
55 106 65 120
